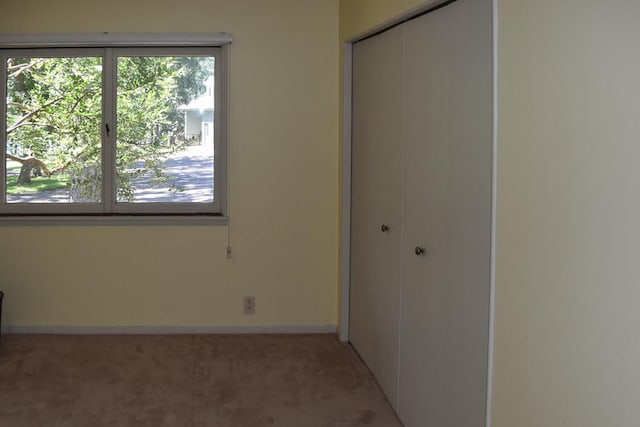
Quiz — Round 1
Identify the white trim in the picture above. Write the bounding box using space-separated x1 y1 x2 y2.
0 48 106 216
216 44 229 217
225 45 233 247
339 43 353 343
0 42 228 218
0 215 228 226
486 1 498 426
2 324 337 335
0 58 5 205
0 33 232 48
109 46 222 215
103 48 116 213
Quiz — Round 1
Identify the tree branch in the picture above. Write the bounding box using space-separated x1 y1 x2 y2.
5 154 52 176
6 95 65 134
7 101 31 112
68 88 96 114
7 58 45 78
6 153 24 163
50 145 89 175
6 144 91 176
5 122 53 133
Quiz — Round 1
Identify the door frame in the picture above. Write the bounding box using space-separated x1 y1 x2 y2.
339 1 498 426
339 40 353 344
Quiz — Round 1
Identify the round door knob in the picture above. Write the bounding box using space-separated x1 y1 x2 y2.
415 246 425 256
381 224 389 233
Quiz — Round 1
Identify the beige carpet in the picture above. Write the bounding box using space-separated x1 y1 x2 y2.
0 334 402 426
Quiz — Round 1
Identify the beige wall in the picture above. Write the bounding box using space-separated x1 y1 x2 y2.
339 0 429 41
340 0 640 426
493 1 640 426
0 0 339 329
4 0 640 424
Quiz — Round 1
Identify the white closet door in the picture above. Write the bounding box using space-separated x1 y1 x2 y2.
441 1 493 425
399 0 492 426
399 6 451 426
350 25 403 408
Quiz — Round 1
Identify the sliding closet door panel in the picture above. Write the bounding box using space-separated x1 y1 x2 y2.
399 0 492 426
350 25 403 408
442 0 493 425
399 6 451 427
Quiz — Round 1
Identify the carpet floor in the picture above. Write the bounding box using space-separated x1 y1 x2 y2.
0 334 402 426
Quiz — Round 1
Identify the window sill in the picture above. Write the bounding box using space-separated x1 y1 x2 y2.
0 214 228 226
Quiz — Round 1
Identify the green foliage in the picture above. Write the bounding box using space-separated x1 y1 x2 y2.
7 57 102 162
6 53 214 201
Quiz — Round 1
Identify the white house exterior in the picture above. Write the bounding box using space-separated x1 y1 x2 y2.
179 76 214 147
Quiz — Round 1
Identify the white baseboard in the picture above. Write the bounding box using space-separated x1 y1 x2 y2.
1 324 337 335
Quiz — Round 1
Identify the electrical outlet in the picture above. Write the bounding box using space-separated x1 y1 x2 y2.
243 296 255 315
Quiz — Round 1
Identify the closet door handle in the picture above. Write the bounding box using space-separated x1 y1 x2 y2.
380 224 389 233
415 246 425 256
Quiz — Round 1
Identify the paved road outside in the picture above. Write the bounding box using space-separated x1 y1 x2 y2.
6 145 214 204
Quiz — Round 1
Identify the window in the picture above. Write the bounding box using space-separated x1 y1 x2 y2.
0 35 228 221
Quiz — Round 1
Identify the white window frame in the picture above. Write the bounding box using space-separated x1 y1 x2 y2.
0 33 230 225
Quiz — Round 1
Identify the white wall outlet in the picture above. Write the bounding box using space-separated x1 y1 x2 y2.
243 296 255 315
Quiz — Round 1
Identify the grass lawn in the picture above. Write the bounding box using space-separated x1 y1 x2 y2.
6 174 70 194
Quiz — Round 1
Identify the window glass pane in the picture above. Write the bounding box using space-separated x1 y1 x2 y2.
116 56 215 203
5 56 102 203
